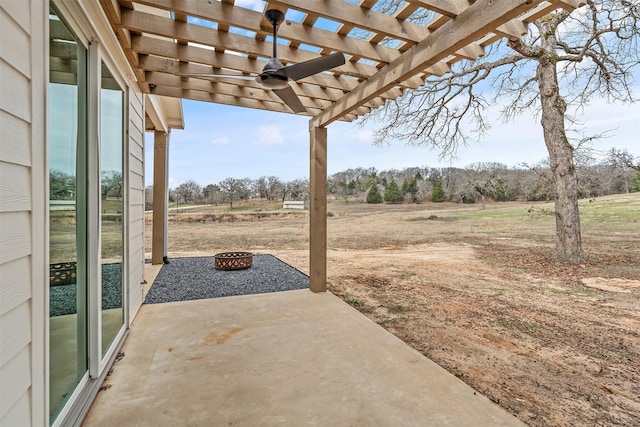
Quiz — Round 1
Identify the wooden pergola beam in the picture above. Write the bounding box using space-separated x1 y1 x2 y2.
268 0 431 43
134 0 401 65
132 36 360 93
408 0 467 17
149 84 359 121
311 0 548 127
120 10 378 80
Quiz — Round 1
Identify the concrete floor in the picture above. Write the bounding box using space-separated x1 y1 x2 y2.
82 289 525 426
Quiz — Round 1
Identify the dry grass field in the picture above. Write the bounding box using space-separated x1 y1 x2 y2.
145 193 640 426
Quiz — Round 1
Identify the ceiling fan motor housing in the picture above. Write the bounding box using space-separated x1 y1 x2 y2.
265 9 285 27
259 57 289 89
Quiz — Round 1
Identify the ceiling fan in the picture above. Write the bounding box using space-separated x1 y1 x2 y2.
175 9 346 113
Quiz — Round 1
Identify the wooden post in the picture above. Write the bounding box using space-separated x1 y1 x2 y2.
309 125 327 292
152 130 169 265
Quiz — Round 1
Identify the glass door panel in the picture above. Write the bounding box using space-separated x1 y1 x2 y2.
100 61 125 356
48 5 88 421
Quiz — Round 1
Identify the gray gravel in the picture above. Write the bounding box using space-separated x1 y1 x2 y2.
144 254 309 304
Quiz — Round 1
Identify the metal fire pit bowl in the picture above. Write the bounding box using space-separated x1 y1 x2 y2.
214 252 254 270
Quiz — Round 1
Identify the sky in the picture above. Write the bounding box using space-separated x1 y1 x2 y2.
51 84 124 175
144 91 640 188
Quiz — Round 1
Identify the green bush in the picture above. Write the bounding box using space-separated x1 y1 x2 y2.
366 184 383 204
632 172 640 192
402 177 419 202
462 193 476 204
491 181 517 202
431 180 445 202
383 180 404 203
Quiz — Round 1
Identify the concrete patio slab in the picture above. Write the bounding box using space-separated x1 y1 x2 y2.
82 289 524 426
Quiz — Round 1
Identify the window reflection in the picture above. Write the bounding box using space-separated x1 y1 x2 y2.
48 4 88 421
100 61 125 355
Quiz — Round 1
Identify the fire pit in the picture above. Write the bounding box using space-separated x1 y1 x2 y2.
214 252 254 270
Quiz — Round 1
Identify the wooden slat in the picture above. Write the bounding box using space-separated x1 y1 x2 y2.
132 35 357 94
137 49 360 94
408 0 467 17
311 0 548 127
268 0 430 43
146 70 348 113
98 0 583 120
149 85 357 121
121 10 377 80
99 0 147 90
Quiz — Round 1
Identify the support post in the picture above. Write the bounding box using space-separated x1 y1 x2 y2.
309 125 327 292
152 130 169 265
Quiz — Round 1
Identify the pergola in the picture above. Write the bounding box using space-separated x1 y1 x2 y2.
99 0 583 291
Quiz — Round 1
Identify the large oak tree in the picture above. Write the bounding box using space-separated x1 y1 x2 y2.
366 1 639 262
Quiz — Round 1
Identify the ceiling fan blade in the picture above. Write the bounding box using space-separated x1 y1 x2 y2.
273 86 307 113
175 72 257 81
282 52 346 81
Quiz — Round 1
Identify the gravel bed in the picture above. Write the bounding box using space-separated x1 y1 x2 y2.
50 263 123 317
143 254 309 304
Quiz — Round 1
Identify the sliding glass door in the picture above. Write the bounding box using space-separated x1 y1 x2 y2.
48 3 127 423
48 4 88 421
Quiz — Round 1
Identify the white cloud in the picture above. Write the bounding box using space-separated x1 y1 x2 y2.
257 125 285 145
211 136 230 145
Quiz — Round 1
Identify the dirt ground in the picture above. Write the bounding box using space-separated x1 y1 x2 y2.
150 195 640 426
269 243 640 427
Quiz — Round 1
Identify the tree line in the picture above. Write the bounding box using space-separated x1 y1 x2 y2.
144 148 640 210
362 1 639 263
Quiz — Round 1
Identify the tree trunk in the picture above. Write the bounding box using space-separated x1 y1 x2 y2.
537 23 584 262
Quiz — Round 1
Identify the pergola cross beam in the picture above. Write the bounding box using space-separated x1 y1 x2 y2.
311 0 549 127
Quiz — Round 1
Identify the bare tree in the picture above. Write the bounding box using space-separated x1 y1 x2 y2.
202 183 222 204
175 180 202 204
607 148 640 172
254 176 268 200
101 170 123 199
458 163 510 208
365 2 640 262
265 176 282 202
219 177 243 209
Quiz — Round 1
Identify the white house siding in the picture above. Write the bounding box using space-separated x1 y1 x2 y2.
128 86 146 322
0 0 47 425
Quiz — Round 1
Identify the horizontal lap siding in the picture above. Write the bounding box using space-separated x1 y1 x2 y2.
0 257 31 317
128 87 145 320
0 2 34 424
1 1 46 424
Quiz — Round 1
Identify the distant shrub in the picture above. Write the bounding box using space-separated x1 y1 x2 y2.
366 184 383 204
491 181 517 202
462 194 476 204
383 181 404 203
431 180 445 202
632 172 640 192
